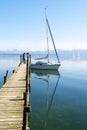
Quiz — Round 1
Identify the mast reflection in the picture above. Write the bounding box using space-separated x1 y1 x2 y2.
31 69 60 130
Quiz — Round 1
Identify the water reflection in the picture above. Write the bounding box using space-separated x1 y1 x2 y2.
44 75 60 130
31 69 60 130
31 69 60 76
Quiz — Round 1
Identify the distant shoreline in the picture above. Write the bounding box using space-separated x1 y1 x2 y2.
0 49 87 55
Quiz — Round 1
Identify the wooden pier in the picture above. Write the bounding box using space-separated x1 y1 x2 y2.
0 53 31 130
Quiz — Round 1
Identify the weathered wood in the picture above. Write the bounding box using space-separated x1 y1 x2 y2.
20 54 23 64
0 52 31 130
0 63 26 129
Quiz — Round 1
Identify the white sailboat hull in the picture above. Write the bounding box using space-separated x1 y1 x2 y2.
31 63 60 70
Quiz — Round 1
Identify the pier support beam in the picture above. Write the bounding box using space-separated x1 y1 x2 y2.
22 52 31 130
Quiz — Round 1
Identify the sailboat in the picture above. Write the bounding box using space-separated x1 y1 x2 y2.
31 12 61 70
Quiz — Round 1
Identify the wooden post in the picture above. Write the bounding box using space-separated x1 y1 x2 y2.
20 54 23 65
12 69 15 73
4 70 8 84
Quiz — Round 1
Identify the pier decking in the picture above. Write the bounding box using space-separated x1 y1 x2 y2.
0 53 31 130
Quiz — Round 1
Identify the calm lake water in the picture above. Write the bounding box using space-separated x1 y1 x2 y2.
0 54 20 87
0 53 87 130
30 53 87 130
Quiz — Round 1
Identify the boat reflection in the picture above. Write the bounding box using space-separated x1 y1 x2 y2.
31 69 60 76
31 69 60 129
44 75 60 130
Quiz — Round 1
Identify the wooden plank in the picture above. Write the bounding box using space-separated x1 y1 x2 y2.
0 63 26 129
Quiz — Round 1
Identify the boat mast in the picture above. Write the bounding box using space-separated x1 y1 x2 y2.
45 12 60 63
45 9 50 63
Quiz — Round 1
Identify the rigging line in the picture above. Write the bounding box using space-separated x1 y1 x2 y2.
47 76 60 115
46 17 60 63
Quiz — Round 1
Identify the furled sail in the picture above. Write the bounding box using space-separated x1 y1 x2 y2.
35 54 49 61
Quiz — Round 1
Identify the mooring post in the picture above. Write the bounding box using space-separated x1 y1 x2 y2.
4 70 8 84
29 54 31 83
20 54 23 65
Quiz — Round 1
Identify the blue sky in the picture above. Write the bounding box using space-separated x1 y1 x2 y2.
0 0 87 51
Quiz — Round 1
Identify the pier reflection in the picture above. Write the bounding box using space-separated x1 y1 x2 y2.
31 69 60 130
